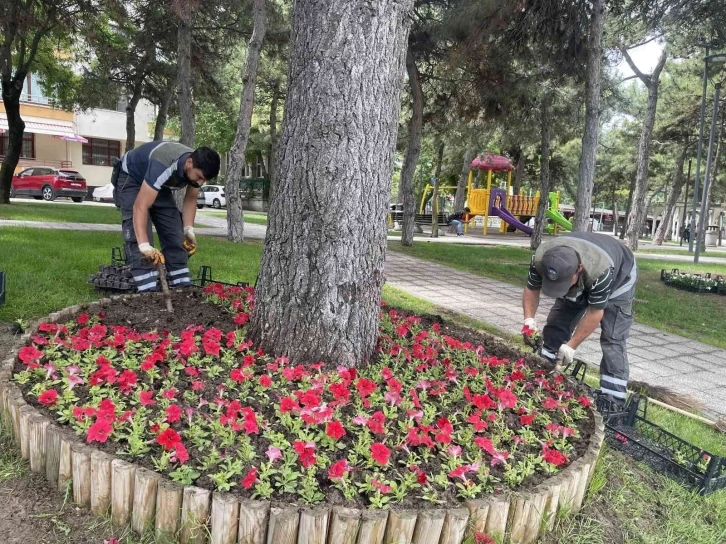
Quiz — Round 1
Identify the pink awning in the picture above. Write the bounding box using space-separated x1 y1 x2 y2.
0 116 75 138
54 134 89 143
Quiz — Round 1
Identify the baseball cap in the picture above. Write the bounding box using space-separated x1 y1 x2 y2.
540 246 580 298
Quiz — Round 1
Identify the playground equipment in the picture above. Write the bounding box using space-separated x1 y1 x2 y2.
544 191 573 234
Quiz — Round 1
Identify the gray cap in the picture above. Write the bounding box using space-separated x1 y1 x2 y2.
540 246 580 298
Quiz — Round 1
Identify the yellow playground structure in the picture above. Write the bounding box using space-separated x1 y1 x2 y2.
419 153 540 235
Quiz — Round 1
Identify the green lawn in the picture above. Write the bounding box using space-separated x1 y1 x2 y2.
204 210 268 225
0 227 262 322
389 243 726 349
0 202 122 224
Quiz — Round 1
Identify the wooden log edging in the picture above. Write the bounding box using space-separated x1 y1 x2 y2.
0 301 606 544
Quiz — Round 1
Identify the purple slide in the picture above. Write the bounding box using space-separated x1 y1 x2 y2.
491 206 533 235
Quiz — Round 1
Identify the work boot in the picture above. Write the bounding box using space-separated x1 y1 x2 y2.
593 390 625 417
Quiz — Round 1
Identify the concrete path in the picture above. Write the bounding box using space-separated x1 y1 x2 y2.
385 251 726 419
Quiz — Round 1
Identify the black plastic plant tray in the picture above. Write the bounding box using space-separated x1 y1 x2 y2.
605 396 726 495
191 265 251 289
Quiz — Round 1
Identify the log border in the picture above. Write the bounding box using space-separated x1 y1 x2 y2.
0 296 606 544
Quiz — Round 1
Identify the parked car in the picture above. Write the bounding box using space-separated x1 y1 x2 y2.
197 185 226 209
10 167 87 202
93 183 115 202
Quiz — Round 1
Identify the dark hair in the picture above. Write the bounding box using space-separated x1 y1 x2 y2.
190 146 221 180
464 207 471 212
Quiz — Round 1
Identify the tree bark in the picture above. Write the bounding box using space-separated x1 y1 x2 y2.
654 141 689 245
620 174 636 239
399 46 424 247
513 148 525 195
699 116 725 252
125 85 143 152
177 12 195 147
624 50 668 250
154 78 176 141
268 81 280 202
531 94 552 250
454 147 474 211
0 81 25 204
572 0 605 231
226 0 267 243
431 140 444 238
249 0 413 367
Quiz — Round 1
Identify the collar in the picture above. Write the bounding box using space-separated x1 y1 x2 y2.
177 152 192 179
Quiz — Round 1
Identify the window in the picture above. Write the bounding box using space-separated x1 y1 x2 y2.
83 138 121 166
0 132 35 158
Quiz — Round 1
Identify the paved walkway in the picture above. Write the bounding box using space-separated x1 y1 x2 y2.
385 251 726 419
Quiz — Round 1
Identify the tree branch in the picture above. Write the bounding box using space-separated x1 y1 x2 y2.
620 48 650 86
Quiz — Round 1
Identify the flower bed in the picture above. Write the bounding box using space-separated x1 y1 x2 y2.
660 269 726 295
0 287 605 544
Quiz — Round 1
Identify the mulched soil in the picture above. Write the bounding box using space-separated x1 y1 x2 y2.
9 290 595 510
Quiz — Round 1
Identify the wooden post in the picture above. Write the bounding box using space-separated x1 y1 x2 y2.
28 414 49 472
18 404 34 459
9 393 24 445
45 425 62 485
542 477 562 533
210 492 240 544
111 459 136 526
383 510 417 544
438 508 469 544
297 507 329 544
156 479 184 541
485 495 510 538
58 434 74 494
465 499 490 536
573 459 592 513
559 464 581 514
132 468 162 535
180 486 211 544
327 506 360 544
266 506 299 544
411 510 445 544
71 444 92 507
357 509 388 544
238 500 270 544
523 489 548 544
91 450 113 516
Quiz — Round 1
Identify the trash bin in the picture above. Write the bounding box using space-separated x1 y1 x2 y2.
705 227 719 247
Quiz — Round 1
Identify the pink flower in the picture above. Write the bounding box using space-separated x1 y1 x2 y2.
328 459 350 481
326 421 346 441
242 467 258 490
447 445 462 458
266 446 283 463
370 443 390 466
371 479 392 494
353 414 369 425
38 389 59 407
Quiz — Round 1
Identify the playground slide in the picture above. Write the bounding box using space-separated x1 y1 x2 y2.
492 206 533 235
545 209 573 231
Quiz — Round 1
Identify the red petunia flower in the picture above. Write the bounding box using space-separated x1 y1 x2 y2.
259 375 272 388
367 411 386 435
328 459 350 481
293 440 317 468
157 428 181 450
38 389 59 406
519 414 536 426
77 313 90 325
326 421 346 441
577 395 592 408
356 378 377 398
542 448 568 466
18 346 44 369
280 397 297 413
139 390 156 406
192 381 205 391
242 467 258 489
173 442 189 464
165 404 182 423
87 419 113 443
370 443 390 466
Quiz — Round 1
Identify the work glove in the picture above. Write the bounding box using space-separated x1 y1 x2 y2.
556 343 576 365
183 226 197 256
521 318 539 348
138 243 165 265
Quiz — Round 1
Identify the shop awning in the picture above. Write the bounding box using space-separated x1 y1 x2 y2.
0 115 77 138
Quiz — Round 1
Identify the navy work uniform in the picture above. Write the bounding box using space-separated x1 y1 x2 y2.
116 141 194 292
527 232 638 402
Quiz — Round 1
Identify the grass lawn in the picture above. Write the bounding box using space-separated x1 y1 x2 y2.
0 227 725 542
0 202 121 224
389 242 726 349
204 210 268 225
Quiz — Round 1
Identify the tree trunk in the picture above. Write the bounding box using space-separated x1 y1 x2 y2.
399 46 424 247
620 174 636 239
611 190 617 235
624 51 668 250
431 141 444 238
249 0 413 367
454 147 474 211
257 151 268 177
699 117 725 252
531 94 552 250
226 0 267 243
513 148 525 195
268 81 280 202
154 78 176 141
177 13 195 147
0 81 25 204
572 0 605 231
125 87 143 153
654 141 689 245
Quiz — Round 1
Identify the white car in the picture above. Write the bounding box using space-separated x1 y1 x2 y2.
197 185 226 209
93 184 115 202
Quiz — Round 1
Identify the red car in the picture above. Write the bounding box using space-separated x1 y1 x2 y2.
10 167 87 202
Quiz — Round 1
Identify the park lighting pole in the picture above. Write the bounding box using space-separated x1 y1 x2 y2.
694 81 722 263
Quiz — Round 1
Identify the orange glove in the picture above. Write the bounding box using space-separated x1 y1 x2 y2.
138 243 165 265
183 226 197 256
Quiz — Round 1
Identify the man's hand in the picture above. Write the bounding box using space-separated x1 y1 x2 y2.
521 318 539 348
183 226 197 256
138 243 165 265
557 343 576 365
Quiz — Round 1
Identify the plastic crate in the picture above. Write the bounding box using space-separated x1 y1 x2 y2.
606 395 726 495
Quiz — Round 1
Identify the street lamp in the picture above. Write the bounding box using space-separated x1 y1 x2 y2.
689 52 726 262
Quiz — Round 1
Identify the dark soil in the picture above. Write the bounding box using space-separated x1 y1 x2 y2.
10 290 596 511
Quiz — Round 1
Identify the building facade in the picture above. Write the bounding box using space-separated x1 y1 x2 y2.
0 74 156 195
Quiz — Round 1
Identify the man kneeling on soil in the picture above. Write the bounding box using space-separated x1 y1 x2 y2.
116 141 220 292
521 232 637 411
